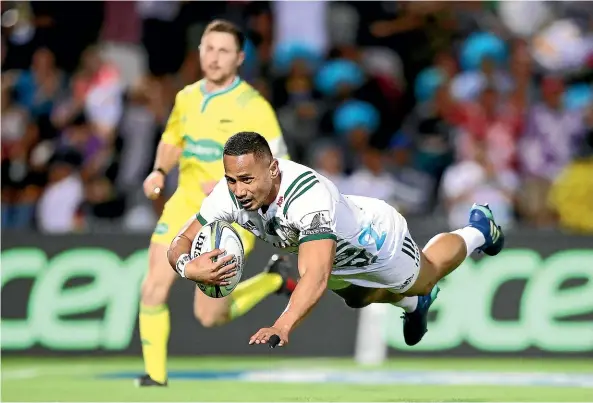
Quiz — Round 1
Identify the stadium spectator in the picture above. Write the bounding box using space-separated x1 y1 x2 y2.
548 106 593 234
271 42 324 162
12 47 66 118
36 148 84 233
441 141 519 231
309 140 351 194
518 76 588 227
347 147 400 206
1 84 36 229
1 1 592 234
454 85 522 173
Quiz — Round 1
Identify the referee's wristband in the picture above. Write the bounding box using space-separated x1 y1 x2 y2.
154 167 167 177
175 254 191 278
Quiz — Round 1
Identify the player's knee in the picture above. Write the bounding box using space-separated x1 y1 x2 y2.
193 307 227 328
141 276 170 305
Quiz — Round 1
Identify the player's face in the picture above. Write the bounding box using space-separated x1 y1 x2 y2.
200 32 244 85
224 154 277 211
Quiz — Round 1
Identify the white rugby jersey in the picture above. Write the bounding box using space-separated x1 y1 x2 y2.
197 159 408 276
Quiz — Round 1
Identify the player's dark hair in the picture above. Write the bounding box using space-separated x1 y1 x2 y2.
224 132 273 161
203 19 245 51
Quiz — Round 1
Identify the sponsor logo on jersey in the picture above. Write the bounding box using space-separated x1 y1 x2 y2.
265 217 298 249
182 137 224 162
300 210 332 236
241 220 258 232
153 223 169 235
276 196 284 207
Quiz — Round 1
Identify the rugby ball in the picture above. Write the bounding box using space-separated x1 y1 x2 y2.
191 220 245 298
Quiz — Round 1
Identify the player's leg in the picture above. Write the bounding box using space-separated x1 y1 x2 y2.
404 203 504 296
136 196 188 387
394 203 504 345
330 280 418 312
193 225 297 327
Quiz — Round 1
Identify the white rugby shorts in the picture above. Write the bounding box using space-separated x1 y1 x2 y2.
326 205 421 293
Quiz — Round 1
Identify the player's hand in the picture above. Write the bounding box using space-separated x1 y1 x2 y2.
249 327 288 347
200 180 218 196
184 249 237 285
143 171 165 200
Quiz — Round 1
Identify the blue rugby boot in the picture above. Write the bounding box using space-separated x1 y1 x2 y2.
468 203 505 256
402 285 440 346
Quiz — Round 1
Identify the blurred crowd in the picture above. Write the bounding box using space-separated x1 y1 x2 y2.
2 1 593 235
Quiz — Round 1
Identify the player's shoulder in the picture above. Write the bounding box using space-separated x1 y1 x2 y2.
234 80 270 109
279 159 317 181
209 178 233 201
278 160 335 218
177 81 203 102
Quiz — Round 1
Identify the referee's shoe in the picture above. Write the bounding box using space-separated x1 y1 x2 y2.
135 374 167 387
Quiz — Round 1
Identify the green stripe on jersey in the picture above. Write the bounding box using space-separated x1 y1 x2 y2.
283 175 316 212
299 233 337 244
228 189 239 209
283 179 319 216
284 171 314 202
197 214 208 225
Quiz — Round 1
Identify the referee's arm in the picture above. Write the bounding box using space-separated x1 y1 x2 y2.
244 96 290 160
155 91 185 172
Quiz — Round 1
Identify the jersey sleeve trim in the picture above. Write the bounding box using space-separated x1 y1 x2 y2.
299 233 337 244
196 213 208 225
283 178 319 216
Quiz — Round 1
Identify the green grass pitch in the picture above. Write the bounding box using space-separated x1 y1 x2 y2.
2 356 592 402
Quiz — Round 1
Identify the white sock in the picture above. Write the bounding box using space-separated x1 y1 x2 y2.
392 296 418 313
451 226 486 258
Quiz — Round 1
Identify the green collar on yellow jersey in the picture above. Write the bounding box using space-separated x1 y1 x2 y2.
199 77 242 113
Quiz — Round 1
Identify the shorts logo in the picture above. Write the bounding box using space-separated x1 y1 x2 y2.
358 223 387 251
393 274 415 291
154 223 169 235
182 137 224 162
300 210 332 236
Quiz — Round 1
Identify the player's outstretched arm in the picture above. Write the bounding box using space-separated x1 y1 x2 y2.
167 215 203 270
249 239 336 346
167 216 237 285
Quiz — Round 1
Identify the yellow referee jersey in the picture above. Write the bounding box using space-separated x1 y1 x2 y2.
161 77 288 192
